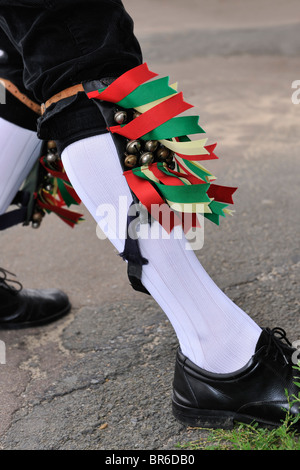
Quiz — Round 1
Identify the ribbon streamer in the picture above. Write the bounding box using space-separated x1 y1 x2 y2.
88 63 158 102
87 63 238 229
109 92 193 140
36 156 84 227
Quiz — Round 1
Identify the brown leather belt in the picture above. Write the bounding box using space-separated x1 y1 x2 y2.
0 78 42 115
0 78 84 115
41 83 84 115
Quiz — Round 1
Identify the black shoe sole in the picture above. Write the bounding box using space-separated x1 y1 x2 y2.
172 398 282 430
0 302 71 330
172 400 236 429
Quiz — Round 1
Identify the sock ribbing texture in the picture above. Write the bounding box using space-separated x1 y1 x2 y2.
62 133 262 374
0 118 41 215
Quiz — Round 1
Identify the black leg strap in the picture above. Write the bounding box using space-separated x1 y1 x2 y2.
85 81 150 295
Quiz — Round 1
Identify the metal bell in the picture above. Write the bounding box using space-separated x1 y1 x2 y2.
31 210 44 228
156 146 170 160
133 111 141 119
166 151 175 163
114 110 127 124
46 152 58 163
32 211 43 223
126 139 142 154
139 152 154 166
47 140 57 150
145 140 159 152
124 154 137 168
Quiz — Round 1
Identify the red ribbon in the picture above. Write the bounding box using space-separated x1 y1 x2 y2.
181 212 201 233
39 157 69 182
109 92 193 140
203 143 219 160
175 143 219 161
124 171 183 233
60 183 81 205
207 184 237 204
175 158 200 179
166 167 205 185
37 199 83 228
149 164 185 186
124 170 165 210
88 63 158 103
124 170 203 233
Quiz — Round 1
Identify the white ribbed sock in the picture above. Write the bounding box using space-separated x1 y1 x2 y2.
62 133 261 373
0 118 41 214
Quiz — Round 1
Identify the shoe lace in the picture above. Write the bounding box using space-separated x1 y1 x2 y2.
0 267 23 294
265 327 293 365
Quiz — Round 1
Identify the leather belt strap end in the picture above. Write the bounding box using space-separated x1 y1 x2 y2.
0 78 42 115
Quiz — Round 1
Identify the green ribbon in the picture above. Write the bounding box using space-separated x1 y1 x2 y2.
57 179 77 207
204 201 229 225
156 162 188 185
141 116 204 141
174 135 213 182
132 166 211 204
181 159 212 182
209 200 229 216
116 76 177 109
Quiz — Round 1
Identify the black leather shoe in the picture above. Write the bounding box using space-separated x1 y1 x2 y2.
172 328 300 430
0 268 71 329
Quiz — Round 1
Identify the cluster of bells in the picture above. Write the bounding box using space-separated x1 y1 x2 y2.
31 140 59 228
114 109 176 170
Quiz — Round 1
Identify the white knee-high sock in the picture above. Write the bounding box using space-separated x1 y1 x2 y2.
62 133 262 373
0 118 41 215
